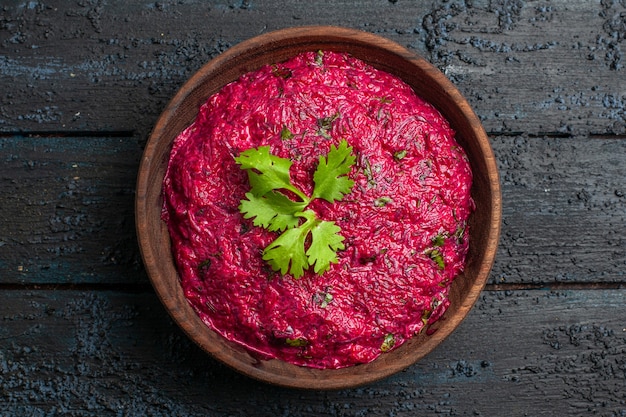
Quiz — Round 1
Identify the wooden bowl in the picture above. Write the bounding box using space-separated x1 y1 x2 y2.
136 26 501 390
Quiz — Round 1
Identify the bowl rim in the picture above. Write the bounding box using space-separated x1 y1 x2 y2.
136 25 501 390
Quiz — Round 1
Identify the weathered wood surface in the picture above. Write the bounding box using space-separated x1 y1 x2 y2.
0 135 144 284
1 0 625 415
1 0 625 137
492 135 626 285
1 289 625 416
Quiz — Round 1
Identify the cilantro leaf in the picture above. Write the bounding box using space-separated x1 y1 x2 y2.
236 140 356 279
234 146 304 198
312 139 356 203
262 210 345 278
239 191 306 232
307 219 344 274
262 220 310 278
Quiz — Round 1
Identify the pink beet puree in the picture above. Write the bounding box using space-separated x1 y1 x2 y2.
162 51 473 369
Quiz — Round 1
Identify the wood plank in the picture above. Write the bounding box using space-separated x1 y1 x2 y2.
0 0 624 136
0 288 624 415
422 0 626 136
0 134 624 285
0 135 144 284
490 135 626 284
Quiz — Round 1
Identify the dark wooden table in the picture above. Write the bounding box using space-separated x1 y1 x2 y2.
1 1 625 415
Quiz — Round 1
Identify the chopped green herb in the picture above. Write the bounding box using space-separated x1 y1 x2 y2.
317 114 335 130
315 50 324 66
432 233 446 247
271 64 292 79
197 259 212 270
393 149 407 160
427 233 448 269
380 333 395 352
198 252 223 271
317 112 339 139
454 224 466 242
376 96 392 119
374 196 392 207
321 292 333 308
361 157 376 187
286 337 308 347
427 248 445 270
280 125 294 140
314 288 334 308
421 309 433 325
235 139 355 278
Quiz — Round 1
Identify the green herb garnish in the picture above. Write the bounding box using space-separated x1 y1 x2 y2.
235 139 355 278
314 288 334 308
432 233 446 247
393 149 407 160
377 96 392 119
427 248 445 270
421 309 433 325
317 112 339 139
374 196 392 207
271 64 292 79
286 337 308 347
361 157 376 187
380 333 396 352
197 259 212 270
454 224 466 243
280 125 294 140
427 233 447 269
320 292 333 308
315 49 324 66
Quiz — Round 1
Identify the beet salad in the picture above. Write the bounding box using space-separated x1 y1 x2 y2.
162 51 474 369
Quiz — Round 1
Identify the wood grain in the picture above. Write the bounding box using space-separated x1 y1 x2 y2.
0 135 145 284
0 289 624 416
0 0 624 136
490 135 626 284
